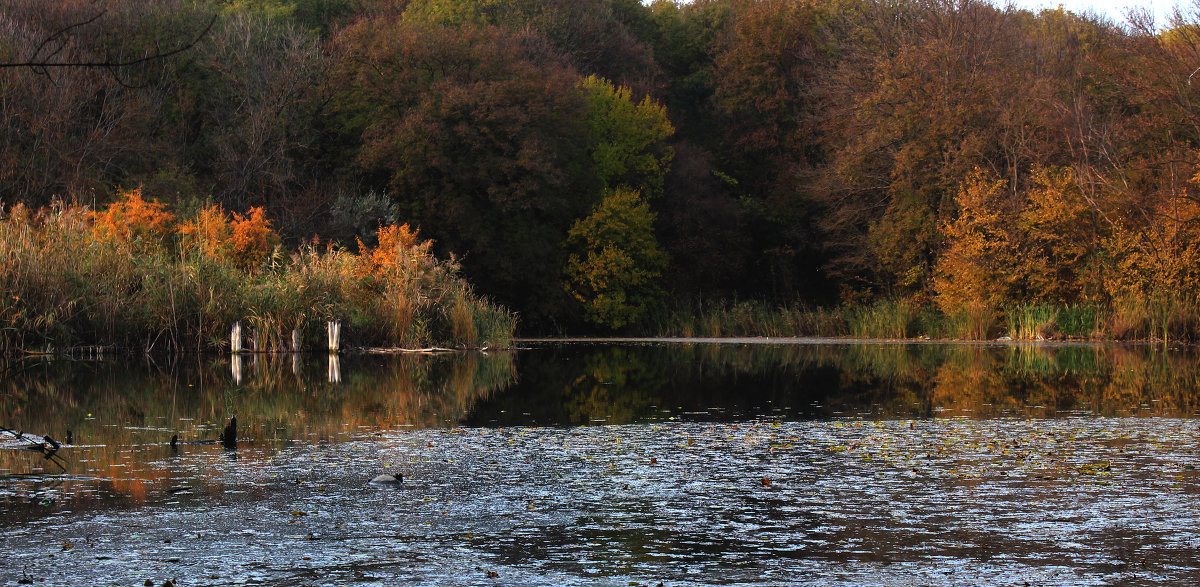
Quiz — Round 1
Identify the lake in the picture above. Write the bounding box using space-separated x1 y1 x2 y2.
2 340 1200 585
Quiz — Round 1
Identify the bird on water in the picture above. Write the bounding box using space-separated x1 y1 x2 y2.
370 472 403 485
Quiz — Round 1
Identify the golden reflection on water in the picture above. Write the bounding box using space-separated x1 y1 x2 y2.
4 342 1200 514
680 342 1200 418
477 342 1200 427
0 352 515 515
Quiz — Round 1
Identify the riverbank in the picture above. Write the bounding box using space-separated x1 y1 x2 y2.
0 194 515 354
647 299 1197 343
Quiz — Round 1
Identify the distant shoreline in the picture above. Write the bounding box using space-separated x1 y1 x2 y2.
515 336 1158 346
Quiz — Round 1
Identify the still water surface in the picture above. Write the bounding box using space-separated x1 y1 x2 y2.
2 341 1200 585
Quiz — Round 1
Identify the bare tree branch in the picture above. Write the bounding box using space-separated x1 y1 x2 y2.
0 13 216 70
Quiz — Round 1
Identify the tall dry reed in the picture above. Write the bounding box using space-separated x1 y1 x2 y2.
0 196 516 353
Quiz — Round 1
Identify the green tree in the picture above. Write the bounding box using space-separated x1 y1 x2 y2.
332 18 597 324
579 74 675 195
564 188 669 329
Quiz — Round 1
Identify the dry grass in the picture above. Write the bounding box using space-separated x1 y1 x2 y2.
0 199 516 353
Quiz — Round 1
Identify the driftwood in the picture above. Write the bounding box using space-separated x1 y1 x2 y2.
169 434 219 447
363 347 457 355
0 427 67 472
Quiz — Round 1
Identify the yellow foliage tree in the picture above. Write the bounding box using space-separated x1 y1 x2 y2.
1100 159 1200 301
564 188 668 329
1016 166 1100 303
933 170 1016 313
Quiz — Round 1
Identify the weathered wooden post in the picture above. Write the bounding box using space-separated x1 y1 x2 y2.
291 328 302 353
230 321 242 354
327 320 341 353
252 327 261 353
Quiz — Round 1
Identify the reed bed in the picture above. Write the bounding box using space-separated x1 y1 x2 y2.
0 196 515 354
652 297 1200 343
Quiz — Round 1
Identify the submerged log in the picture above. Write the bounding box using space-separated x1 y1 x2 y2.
364 347 456 354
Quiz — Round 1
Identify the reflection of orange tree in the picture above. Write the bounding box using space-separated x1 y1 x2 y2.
673 342 1200 418
0 353 515 507
930 346 1028 416
1101 346 1200 416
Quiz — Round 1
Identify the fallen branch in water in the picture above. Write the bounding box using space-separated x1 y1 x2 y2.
363 347 458 354
0 427 68 472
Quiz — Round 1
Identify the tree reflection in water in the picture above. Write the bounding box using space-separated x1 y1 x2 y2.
2 342 1199 518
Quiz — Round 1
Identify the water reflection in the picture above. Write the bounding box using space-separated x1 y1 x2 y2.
468 342 1200 426
4 342 1200 522
0 352 514 521
4 342 1200 584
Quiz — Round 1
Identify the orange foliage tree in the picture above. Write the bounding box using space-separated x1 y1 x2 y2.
1100 157 1200 302
1017 167 1103 303
936 166 1112 312
933 171 1017 314
90 187 176 248
177 204 279 271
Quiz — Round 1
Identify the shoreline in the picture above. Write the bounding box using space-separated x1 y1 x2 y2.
515 336 1173 347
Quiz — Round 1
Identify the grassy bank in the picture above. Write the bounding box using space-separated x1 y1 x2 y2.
651 298 1200 343
0 193 515 354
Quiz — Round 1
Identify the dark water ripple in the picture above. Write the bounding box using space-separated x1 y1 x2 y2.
3 417 1200 585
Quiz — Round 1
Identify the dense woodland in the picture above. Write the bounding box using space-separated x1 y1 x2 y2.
4 0 1200 339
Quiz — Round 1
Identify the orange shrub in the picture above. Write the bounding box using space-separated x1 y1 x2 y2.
177 204 279 271
91 187 175 247
229 207 278 269
357 223 434 279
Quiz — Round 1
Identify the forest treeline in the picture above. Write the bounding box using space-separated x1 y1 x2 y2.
4 0 1200 338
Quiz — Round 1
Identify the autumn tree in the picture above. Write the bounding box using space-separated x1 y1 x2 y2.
1016 167 1105 303
331 17 597 323
564 187 669 329
580 75 675 195
0 0 212 206
165 11 327 216
1101 155 1200 303
819 0 1083 298
402 0 660 92
933 171 1018 314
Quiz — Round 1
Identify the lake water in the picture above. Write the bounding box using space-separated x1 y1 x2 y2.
2 340 1200 585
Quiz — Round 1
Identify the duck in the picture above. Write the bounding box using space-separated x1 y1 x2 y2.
370 472 403 485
